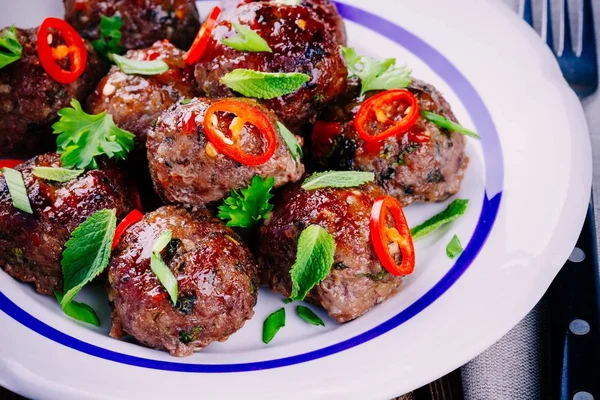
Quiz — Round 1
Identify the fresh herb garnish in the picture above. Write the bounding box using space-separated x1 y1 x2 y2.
263 307 286 344
221 69 311 99
1 168 33 214
341 47 411 95
283 298 293 304
410 199 469 240
222 22 272 53
301 171 374 191
290 225 335 301
217 175 274 228
180 98 192 105
60 209 117 307
92 15 125 57
273 0 303 4
276 122 302 165
53 99 135 169
446 234 463 259
152 230 173 254
0 26 22 69
54 291 100 327
296 305 324 326
109 53 169 76
421 111 481 140
32 167 84 182
150 230 178 304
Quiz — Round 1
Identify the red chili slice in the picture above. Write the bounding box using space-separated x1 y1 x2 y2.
111 209 144 250
354 89 426 144
369 196 415 276
37 17 87 85
203 99 277 166
0 160 24 169
184 6 221 65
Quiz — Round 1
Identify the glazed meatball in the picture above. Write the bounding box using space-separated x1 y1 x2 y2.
108 206 258 357
0 153 133 295
194 2 347 131
259 183 404 323
87 40 198 147
64 0 201 51
147 97 304 206
313 78 469 206
0 27 105 157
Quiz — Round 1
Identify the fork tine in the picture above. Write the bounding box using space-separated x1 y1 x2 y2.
523 0 534 27
581 0 597 59
561 0 574 56
543 0 555 51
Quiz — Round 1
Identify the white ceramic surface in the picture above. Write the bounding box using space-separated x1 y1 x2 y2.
0 0 592 399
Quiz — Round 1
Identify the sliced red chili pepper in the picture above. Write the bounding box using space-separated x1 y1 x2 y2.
184 6 221 65
370 196 415 276
0 159 24 169
203 99 277 166
182 111 198 133
112 209 144 250
354 89 425 144
37 17 87 85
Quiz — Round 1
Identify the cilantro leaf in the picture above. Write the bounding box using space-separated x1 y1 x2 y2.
32 167 84 182
0 25 22 69
446 234 463 259
221 69 310 99
410 199 469 240
61 209 117 307
263 308 286 344
92 15 125 57
217 175 275 228
421 111 481 140
301 171 375 191
296 305 325 326
222 23 272 53
53 99 135 169
341 47 411 95
290 225 336 301
276 122 302 165
54 291 100 327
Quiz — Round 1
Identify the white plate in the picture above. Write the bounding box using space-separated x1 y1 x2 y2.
0 0 592 399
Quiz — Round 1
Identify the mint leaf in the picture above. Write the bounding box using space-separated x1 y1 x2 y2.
92 15 125 57
61 209 117 307
1 168 32 214
109 53 169 75
150 252 178 304
221 69 310 99
276 122 302 165
301 171 374 191
32 167 84 182
446 234 463 259
421 111 481 140
410 199 469 240
296 305 324 326
0 25 22 69
53 99 135 169
54 291 100 327
217 175 275 228
263 308 286 344
290 225 336 301
222 23 272 53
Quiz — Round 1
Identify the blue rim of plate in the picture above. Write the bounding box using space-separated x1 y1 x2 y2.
0 1 504 373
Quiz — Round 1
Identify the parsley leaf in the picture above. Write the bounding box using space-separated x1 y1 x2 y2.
276 122 302 165
60 209 117 308
290 225 336 301
221 69 311 99
410 199 468 240
217 175 275 228
32 167 84 182
53 99 135 169
296 305 325 326
92 15 125 57
0 25 22 69
446 234 463 259
421 111 481 140
1 167 33 214
54 291 100 327
222 23 272 53
263 308 286 344
109 53 169 75
341 47 411 95
301 171 374 191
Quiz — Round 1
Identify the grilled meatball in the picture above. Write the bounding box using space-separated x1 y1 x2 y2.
259 183 404 323
147 97 304 206
194 2 347 131
87 40 198 147
0 27 105 157
0 153 133 295
64 0 201 51
313 78 469 206
108 206 258 357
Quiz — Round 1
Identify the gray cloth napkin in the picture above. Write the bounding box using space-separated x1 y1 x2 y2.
460 1 600 399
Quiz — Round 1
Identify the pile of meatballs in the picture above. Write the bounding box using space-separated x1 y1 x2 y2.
0 0 468 357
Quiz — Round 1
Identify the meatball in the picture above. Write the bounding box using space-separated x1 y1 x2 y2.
313 78 469 206
147 97 304 206
64 0 201 51
87 40 198 147
108 206 258 357
194 2 347 131
259 183 404 323
0 27 105 157
0 153 133 295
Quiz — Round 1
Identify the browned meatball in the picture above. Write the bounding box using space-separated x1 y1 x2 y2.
259 183 404 323
194 2 347 131
0 153 133 295
147 97 304 206
313 79 469 206
87 40 198 147
0 27 106 157
64 0 201 51
108 206 258 357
